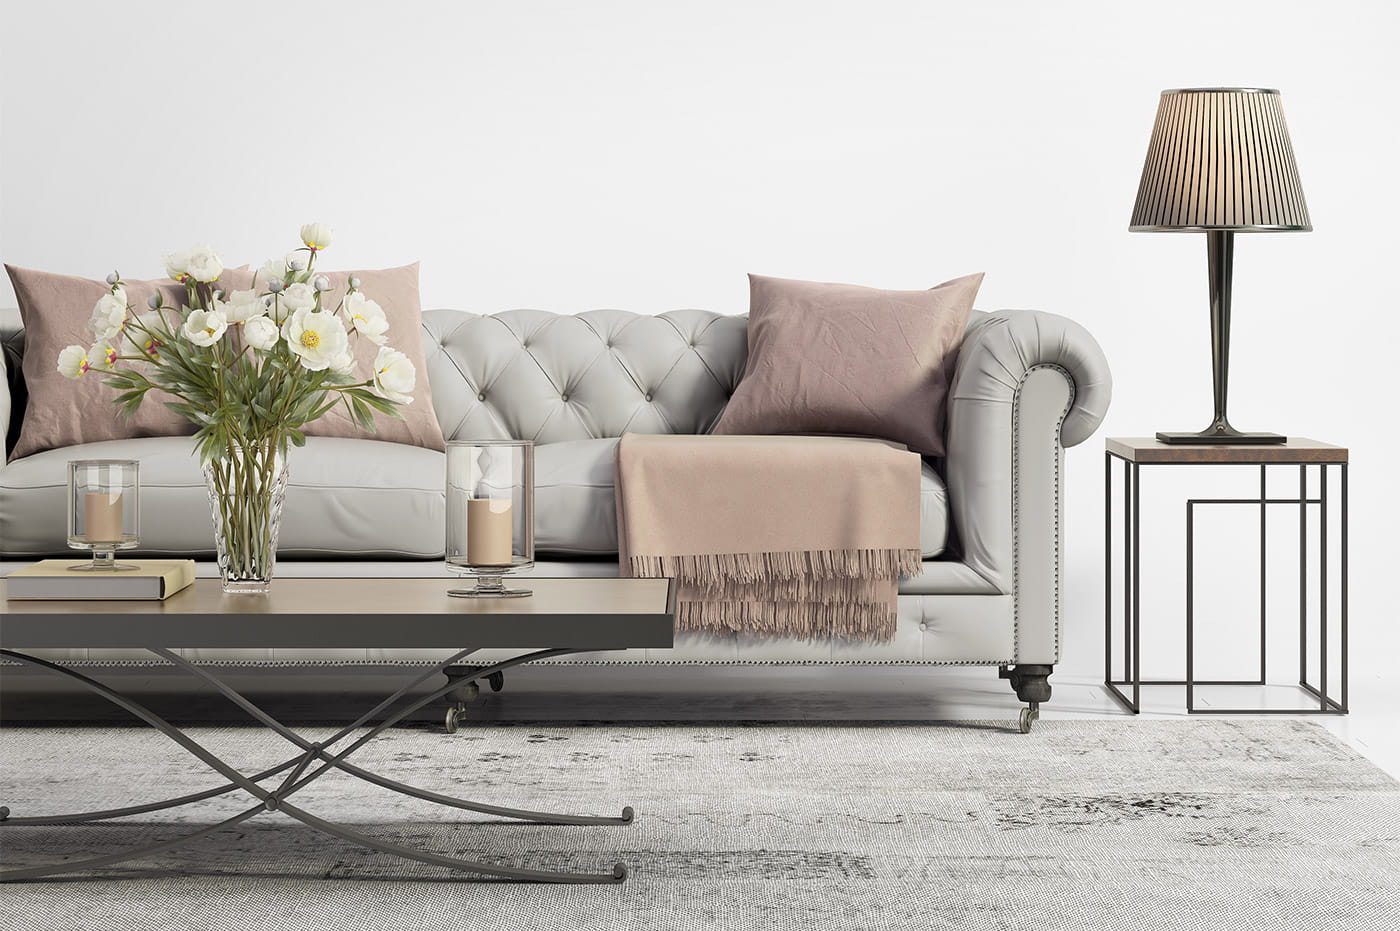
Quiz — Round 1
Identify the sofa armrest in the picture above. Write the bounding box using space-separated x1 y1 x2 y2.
944 309 1112 663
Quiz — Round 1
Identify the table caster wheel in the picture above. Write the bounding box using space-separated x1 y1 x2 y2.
487 671 504 692
1018 703 1039 734
445 706 464 734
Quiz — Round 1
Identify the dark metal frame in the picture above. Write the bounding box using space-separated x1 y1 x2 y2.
0 645 635 884
1104 453 1347 715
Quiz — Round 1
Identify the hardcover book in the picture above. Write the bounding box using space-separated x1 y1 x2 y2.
4 560 198 600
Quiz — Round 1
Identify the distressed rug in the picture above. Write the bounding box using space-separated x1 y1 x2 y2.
0 720 1396 930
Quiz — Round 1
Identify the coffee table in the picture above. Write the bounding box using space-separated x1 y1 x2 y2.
0 576 676 884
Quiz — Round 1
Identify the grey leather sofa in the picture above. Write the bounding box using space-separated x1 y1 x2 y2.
0 304 1111 711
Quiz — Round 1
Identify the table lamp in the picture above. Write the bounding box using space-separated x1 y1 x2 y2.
1130 87 1311 444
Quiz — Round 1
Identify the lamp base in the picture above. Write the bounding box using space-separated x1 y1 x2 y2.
1156 430 1287 445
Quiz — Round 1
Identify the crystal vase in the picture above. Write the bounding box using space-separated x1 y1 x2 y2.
203 442 289 594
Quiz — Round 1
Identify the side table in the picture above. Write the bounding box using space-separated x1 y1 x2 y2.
1104 437 1347 715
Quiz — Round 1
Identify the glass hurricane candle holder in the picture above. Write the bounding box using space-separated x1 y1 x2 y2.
67 459 140 571
446 440 534 598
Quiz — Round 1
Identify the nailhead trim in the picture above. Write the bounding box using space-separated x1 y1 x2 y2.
1010 363 1075 665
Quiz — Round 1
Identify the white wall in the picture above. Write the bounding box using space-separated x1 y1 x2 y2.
3 1 1397 682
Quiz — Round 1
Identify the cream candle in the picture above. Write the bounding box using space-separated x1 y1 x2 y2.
466 498 513 566
84 491 124 543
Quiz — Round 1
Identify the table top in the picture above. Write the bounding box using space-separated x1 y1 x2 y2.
0 577 676 650
1106 437 1348 465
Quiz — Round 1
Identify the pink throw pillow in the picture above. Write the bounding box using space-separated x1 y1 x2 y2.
6 265 209 460
221 262 445 452
713 272 984 457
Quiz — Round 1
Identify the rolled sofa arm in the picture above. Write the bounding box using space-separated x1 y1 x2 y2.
944 309 1112 664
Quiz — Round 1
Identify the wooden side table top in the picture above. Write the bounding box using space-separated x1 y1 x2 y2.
1106 437 1348 465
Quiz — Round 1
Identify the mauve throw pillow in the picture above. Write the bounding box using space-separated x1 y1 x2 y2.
4 265 210 461
713 272 984 457
221 262 445 452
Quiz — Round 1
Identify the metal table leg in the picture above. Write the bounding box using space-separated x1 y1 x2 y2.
0 647 633 884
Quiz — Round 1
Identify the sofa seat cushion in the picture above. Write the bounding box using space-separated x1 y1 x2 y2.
534 437 948 558
0 436 445 558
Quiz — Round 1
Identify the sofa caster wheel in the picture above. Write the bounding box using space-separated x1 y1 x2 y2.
445 706 465 733
487 671 504 692
1018 703 1039 734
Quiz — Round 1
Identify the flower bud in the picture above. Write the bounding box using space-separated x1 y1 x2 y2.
105 271 121 286
267 278 285 293
348 276 361 289
312 275 330 292
146 294 162 310
287 255 307 272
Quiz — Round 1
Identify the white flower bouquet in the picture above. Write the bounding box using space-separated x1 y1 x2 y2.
58 224 416 591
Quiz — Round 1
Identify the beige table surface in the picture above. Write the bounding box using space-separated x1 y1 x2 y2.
0 577 677 650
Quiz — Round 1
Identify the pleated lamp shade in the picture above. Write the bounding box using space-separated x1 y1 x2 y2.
1130 88 1311 232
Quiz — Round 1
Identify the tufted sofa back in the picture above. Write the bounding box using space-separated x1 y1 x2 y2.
2 306 999 449
421 308 750 442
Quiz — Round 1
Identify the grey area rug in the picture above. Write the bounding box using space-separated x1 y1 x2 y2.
0 720 1396 931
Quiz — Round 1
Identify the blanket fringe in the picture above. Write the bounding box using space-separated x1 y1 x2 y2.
676 600 897 641
629 548 923 587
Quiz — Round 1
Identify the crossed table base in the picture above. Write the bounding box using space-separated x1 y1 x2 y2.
0 576 679 884
0 645 635 883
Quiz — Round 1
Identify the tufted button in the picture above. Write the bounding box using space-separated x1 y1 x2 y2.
645 393 653 402
561 394 570 402
918 622 928 632
477 393 486 401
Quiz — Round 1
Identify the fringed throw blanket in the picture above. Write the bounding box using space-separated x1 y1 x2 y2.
614 433 922 642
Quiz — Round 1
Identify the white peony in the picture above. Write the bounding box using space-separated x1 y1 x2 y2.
88 289 128 340
222 289 264 324
371 346 415 404
184 244 224 283
88 339 119 372
125 310 169 360
284 308 349 371
344 292 389 345
56 344 90 379
163 250 191 281
265 294 293 323
329 347 356 375
299 222 334 251
259 257 288 289
279 281 317 315
242 314 281 351
182 308 228 347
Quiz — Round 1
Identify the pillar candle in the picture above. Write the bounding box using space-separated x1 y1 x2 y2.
466 498 513 566
84 491 124 543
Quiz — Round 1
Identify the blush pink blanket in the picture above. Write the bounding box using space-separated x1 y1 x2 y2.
615 433 922 642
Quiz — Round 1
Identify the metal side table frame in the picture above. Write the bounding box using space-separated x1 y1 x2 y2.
1103 437 1348 715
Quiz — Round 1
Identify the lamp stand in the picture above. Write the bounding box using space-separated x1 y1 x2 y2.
1156 230 1286 445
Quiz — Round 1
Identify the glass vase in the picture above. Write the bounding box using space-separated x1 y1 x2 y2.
203 442 289 594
